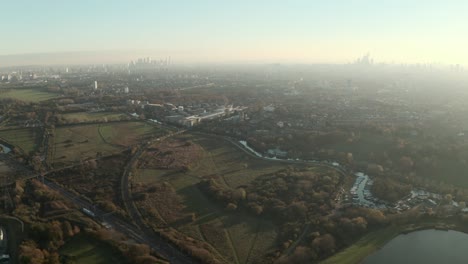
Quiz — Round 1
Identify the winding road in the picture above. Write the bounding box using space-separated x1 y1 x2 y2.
119 129 192 263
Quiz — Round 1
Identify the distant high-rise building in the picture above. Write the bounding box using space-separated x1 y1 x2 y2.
66 67 69 73
354 53 373 65
94 81 98 90
124 87 129 93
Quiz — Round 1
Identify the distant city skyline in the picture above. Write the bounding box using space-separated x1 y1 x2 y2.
2 1 468 66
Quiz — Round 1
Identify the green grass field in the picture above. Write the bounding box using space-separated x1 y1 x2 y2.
222 215 277 264
60 112 127 123
99 122 164 146
51 122 166 166
51 125 120 165
0 89 58 102
0 128 40 153
137 134 290 188
60 235 122 264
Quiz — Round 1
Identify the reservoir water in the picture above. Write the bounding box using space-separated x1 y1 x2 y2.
364 230 468 264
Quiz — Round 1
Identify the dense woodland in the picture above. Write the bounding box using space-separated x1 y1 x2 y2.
197 167 390 261
202 110 468 204
10 180 164 264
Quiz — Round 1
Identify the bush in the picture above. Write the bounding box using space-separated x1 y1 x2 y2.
133 192 148 201
225 203 237 211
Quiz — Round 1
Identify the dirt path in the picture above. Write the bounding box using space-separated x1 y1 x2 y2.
225 228 241 264
97 124 122 148
244 220 262 264
196 225 231 264
199 143 231 188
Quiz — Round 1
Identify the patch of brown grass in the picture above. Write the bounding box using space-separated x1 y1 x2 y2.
140 139 203 170
135 182 189 226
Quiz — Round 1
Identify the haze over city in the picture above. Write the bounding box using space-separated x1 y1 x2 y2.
2 0 468 65
3 1 468 264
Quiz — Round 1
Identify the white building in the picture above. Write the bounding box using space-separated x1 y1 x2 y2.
94 81 98 90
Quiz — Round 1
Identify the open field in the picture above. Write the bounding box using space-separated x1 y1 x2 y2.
98 122 166 146
59 112 128 123
51 125 120 166
135 134 302 263
0 88 58 102
50 122 166 166
137 134 290 188
0 128 40 153
59 235 122 264
221 215 277 264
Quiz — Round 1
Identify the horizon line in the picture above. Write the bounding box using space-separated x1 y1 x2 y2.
0 50 466 68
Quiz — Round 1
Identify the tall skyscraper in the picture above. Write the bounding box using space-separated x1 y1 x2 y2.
94 81 98 90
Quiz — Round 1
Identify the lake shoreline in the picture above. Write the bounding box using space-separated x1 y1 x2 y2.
364 226 468 264
321 218 468 264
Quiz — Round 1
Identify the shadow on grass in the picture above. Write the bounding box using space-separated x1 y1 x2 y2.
178 184 220 216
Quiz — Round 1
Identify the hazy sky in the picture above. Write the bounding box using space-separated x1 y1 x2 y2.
2 0 468 65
